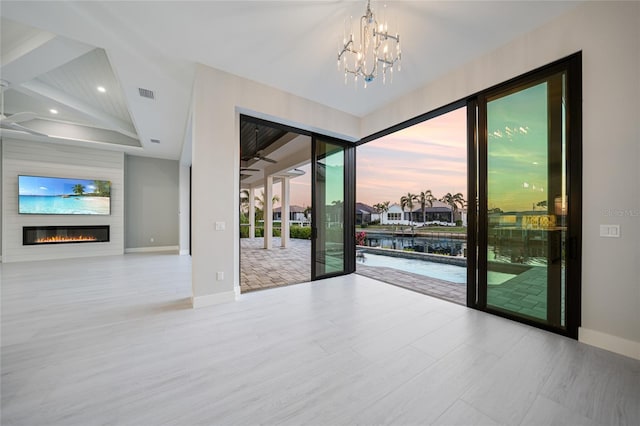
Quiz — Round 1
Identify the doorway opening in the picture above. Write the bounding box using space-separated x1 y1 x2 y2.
239 117 312 292
238 116 356 292
355 106 468 305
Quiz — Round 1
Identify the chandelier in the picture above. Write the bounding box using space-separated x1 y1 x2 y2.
337 0 402 87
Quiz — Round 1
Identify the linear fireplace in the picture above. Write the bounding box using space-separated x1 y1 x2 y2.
23 226 110 245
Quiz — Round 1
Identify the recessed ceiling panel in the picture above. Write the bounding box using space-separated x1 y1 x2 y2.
36 48 134 125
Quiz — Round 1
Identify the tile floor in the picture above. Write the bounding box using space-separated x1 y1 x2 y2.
1 253 638 425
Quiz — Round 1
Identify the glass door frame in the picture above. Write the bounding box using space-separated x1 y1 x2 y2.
311 133 356 281
470 53 582 338
356 53 581 339
238 115 356 285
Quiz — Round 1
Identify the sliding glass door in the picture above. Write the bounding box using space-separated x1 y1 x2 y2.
311 135 355 280
475 54 581 337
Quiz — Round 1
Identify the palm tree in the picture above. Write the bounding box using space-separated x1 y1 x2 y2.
240 189 250 214
92 180 110 196
253 191 280 222
400 193 417 225
418 190 435 224
255 191 280 209
72 184 85 195
440 192 466 222
372 201 390 224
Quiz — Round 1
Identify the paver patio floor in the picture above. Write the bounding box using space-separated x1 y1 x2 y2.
241 237 466 305
240 237 311 292
355 262 466 305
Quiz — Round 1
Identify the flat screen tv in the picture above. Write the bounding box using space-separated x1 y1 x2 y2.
19 175 111 215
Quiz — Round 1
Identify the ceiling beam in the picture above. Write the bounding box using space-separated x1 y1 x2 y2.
263 145 310 177
17 80 138 139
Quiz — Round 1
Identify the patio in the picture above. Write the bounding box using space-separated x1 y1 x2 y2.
240 237 311 292
240 237 466 306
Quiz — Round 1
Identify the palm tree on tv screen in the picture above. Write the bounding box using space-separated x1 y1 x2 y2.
72 184 85 195
93 180 110 196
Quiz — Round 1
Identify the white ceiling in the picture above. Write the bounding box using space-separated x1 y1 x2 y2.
0 1 581 161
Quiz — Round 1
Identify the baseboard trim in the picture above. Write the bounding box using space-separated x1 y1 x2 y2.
179 249 190 255
579 327 640 360
125 246 179 254
192 288 239 308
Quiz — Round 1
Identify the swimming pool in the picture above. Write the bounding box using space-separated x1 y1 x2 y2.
358 253 515 284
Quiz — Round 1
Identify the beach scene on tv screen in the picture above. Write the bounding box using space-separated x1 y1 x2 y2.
19 176 111 215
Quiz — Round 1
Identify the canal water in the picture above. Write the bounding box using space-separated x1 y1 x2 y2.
363 233 465 256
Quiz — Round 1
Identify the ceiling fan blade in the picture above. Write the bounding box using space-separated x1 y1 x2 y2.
1 112 37 124
260 156 277 164
241 168 260 172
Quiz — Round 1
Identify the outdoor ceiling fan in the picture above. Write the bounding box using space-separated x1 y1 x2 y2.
253 150 277 164
252 125 277 163
0 80 48 137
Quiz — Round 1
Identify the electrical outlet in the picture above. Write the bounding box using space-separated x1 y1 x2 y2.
216 271 224 281
150 237 155 243
215 221 226 231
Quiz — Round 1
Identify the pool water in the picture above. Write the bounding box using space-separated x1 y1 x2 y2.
358 253 516 285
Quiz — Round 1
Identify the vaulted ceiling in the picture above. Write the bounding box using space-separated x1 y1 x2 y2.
1 1 581 162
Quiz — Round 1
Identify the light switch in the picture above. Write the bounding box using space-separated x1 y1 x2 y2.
600 224 620 238
216 271 224 281
215 221 226 231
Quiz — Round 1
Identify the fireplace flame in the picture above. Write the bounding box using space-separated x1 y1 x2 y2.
35 235 98 243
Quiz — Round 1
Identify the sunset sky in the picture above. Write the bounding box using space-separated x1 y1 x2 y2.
269 106 467 209
357 107 467 207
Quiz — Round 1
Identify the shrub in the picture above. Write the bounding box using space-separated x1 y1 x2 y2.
290 225 312 240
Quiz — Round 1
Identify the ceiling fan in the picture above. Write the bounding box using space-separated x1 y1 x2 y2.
0 80 48 137
253 150 277 164
252 125 277 163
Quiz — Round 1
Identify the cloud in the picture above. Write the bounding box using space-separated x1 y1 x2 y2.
39 186 48 190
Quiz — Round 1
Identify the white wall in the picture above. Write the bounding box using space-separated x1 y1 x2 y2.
1 139 124 262
178 163 190 255
124 155 179 251
191 66 359 307
0 139 3 260
362 2 640 358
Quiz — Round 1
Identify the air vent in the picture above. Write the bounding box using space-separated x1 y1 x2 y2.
150 139 160 144
138 88 155 99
